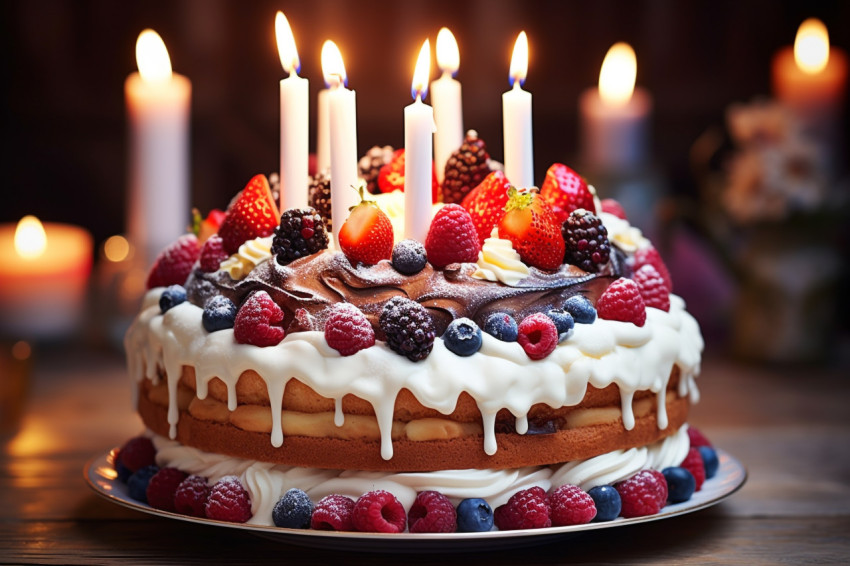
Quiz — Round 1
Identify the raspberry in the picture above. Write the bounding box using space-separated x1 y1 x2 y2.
408 491 457 533
597 278 647 327
687 425 713 448
352 490 406 533
442 130 491 204
391 239 428 275
600 198 628 220
379 297 436 361
205 476 252 523
146 234 200 289
424 204 481 269
324 303 375 356
516 313 559 360
127 465 159 503
307 172 332 232
562 209 611 273
159 284 186 313
680 447 706 491
442 317 483 356
311 494 356 531
116 436 156 474
272 488 313 529
359 145 394 194
233 291 285 347
547 484 597 526
493 487 551 531
198 234 229 272
616 470 668 518
202 295 237 332
272 207 329 266
146 467 188 512
173 475 211 517
633 264 670 312
634 246 673 292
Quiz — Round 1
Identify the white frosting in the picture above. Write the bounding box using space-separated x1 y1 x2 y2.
472 227 529 286
599 211 649 253
219 236 274 280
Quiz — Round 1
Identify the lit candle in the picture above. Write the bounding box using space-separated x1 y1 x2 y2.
579 42 652 173
125 29 191 268
316 85 331 174
275 11 309 211
0 217 92 339
431 28 463 185
404 40 436 244
321 40 360 244
502 31 533 188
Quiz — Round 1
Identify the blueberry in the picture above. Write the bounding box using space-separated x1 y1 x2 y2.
160 285 187 313
563 295 596 324
698 446 719 479
443 317 483 356
456 498 494 532
272 488 313 529
483 312 518 342
662 467 696 503
202 295 238 332
546 308 575 341
588 485 621 521
115 458 132 484
127 465 160 503
392 239 428 275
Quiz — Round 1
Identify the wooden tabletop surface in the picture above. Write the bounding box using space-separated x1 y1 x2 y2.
2 343 849 565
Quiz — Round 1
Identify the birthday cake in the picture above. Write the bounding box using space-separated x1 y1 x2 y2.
119 138 710 532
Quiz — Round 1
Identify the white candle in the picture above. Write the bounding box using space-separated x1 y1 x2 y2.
404 40 436 244
316 87 330 174
275 11 309 211
431 28 463 185
502 31 533 188
125 29 191 268
321 40 360 244
579 42 652 173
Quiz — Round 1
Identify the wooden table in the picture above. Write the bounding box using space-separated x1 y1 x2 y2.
2 343 849 564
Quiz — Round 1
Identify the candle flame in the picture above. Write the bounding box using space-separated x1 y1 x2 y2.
794 18 830 74
509 31 529 87
436 28 459 75
14 216 47 260
321 40 347 88
275 11 300 75
136 29 172 82
599 42 637 106
411 39 431 100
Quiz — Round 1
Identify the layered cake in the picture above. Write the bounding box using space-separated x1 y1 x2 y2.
119 139 708 532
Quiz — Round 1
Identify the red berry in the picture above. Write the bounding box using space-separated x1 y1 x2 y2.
493 486 551 531
633 264 670 312
616 470 668 518
352 490 406 533
311 494 356 531
516 313 559 360
461 170 512 246
324 303 375 356
146 234 200 289
205 476 252 523
198 234 229 273
539 163 596 223
680 447 706 491
548 484 597 526
497 187 565 271
173 475 211 518
408 491 457 533
424 204 481 268
218 174 280 254
234 291 285 347
597 278 647 327
687 426 713 448
146 467 188 512
600 198 627 220
634 246 673 292
338 187 394 266
117 436 156 473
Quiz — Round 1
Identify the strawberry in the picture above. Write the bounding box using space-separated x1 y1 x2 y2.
146 234 200 289
218 174 280 254
539 163 596 223
460 170 512 247
377 149 439 203
424 204 481 268
192 208 226 244
338 184 394 266
497 187 565 271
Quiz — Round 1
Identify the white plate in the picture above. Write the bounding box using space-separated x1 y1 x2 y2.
85 448 746 552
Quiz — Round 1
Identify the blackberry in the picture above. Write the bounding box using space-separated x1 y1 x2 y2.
308 172 332 232
562 209 611 273
359 145 394 194
272 207 329 265
442 130 490 204
379 296 436 361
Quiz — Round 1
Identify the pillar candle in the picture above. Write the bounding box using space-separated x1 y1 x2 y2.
316 87 330 174
502 31 533 188
431 28 463 185
404 40 435 244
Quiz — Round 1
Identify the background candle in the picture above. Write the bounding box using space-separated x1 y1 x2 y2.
125 29 190 269
276 11 309 211
502 31 533 188
431 28 463 185
405 40 435 244
316 86 330 174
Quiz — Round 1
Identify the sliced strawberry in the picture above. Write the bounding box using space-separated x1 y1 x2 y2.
539 163 596 223
497 188 565 271
338 185 394 266
460 170 512 247
218 174 280 254
377 149 439 203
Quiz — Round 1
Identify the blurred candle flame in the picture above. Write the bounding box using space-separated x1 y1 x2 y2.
411 39 431 100
321 40 347 88
275 11 300 75
103 235 131 263
599 42 637 106
509 31 528 87
135 29 172 82
794 18 830 75
14 216 47 260
436 28 459 75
